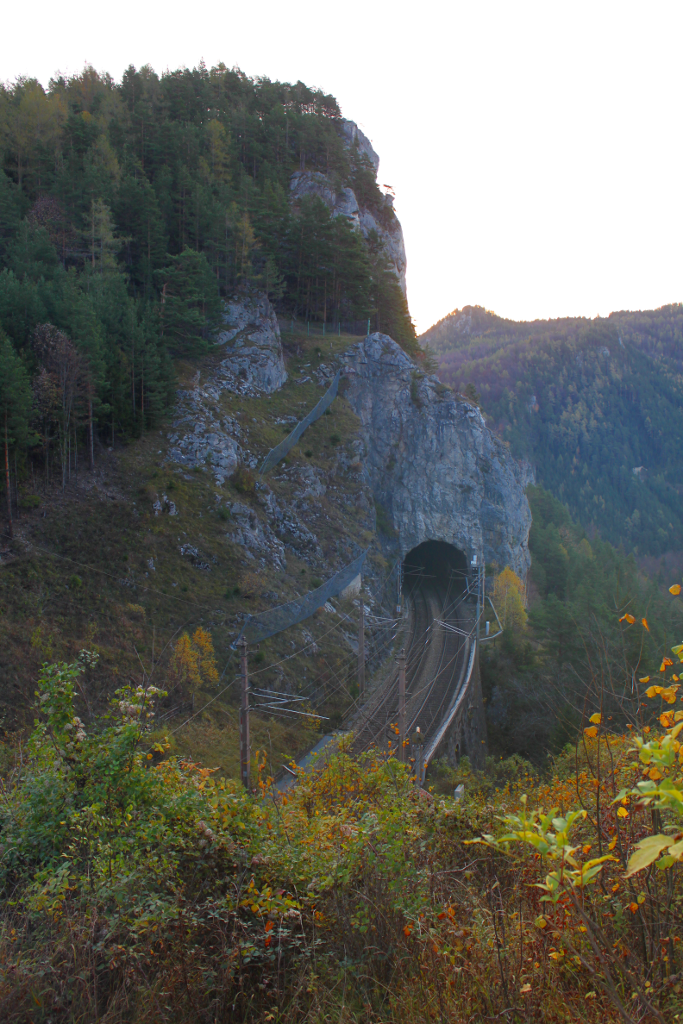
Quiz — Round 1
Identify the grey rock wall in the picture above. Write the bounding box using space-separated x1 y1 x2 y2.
216 293 287 393
168 293 287 484
342 334 532 577
340 119 380 171
289 118 408 296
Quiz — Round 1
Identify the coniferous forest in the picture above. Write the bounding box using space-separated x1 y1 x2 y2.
0 63 415 502
422 305 683 558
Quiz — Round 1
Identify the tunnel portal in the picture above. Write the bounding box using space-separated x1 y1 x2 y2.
402 540 469 598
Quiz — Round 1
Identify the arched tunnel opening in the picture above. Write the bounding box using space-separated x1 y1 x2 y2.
351 539 482 766
402 540 469 601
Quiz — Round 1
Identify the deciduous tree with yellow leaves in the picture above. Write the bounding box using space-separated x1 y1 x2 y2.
492 566 527 632
172 626 219 690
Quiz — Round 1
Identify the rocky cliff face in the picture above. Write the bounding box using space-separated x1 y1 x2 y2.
216 293 287 393
167 301 531 580
289 121 408 296
342 334 532 576
167 294 287 484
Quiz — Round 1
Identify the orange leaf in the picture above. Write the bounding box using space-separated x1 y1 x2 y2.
265 920 274 932
629 903 639 913
648 767 663 781
403 925 412 937
646 686 663 698
660 712 675 728
670 584 682 596
639 676 650 683
620 613 636 625
642 618 650 631
584 726 598 738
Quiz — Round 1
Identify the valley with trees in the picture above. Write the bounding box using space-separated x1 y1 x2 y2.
1 62 683 1024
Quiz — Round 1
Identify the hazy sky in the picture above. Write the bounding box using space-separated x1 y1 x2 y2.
3 0 682 333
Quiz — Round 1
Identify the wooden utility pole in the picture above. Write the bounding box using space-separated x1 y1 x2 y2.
358 578 365 698
4 410 13 540
397 648 406 762
239 638 250 789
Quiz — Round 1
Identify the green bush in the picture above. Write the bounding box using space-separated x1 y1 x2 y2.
230 464 256 496
19 494 40 509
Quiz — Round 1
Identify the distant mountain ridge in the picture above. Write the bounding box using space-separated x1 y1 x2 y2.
420 304 683 557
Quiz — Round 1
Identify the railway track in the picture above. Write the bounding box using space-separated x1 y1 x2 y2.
349 565 474 756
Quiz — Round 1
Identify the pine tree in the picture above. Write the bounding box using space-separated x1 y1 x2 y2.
0 332 32 538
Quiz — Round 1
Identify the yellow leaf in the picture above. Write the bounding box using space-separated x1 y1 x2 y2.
589 712 602 725
660 712 675 728
619 613 636 625
670 584 682 595
626 834 673 876
642 618 650 631
608 837 618 850
648 767 663 781
584 726 598 738
617 807 629 818
534 915 547 929
520 983 532 994
661 685 680 704
646 686 663 698
639 676 650 683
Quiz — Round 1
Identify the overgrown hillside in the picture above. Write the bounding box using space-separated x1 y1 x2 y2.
0 322 396 773
421 304 683 557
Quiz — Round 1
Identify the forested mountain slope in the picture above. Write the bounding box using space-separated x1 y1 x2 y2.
421 304 683 556
0 63 415 489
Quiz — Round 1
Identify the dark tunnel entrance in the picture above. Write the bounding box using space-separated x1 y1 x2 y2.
402 540 469 598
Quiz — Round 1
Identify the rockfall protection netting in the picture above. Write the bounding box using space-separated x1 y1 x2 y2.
235 548 368 645
259 369 341 475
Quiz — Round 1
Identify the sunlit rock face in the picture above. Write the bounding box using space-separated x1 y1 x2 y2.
342 334 532 578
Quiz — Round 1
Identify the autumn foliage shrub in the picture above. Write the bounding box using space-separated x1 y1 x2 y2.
4 624 683 1022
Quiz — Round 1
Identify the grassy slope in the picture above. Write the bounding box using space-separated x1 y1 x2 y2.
0 328 393 777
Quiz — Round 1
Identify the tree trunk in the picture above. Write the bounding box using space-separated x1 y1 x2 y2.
88 398 94 470
4 409 13 540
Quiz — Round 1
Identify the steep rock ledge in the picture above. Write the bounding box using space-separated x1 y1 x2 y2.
289 120 407 295
216 293 287 393
342 334 532 576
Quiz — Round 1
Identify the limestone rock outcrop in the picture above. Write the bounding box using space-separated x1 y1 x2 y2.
342 334 532 577
216 293 287 393
340 119 379 171
167 293 287 484
289 121 407 295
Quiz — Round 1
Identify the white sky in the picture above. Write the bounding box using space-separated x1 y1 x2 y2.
3 0 682 334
